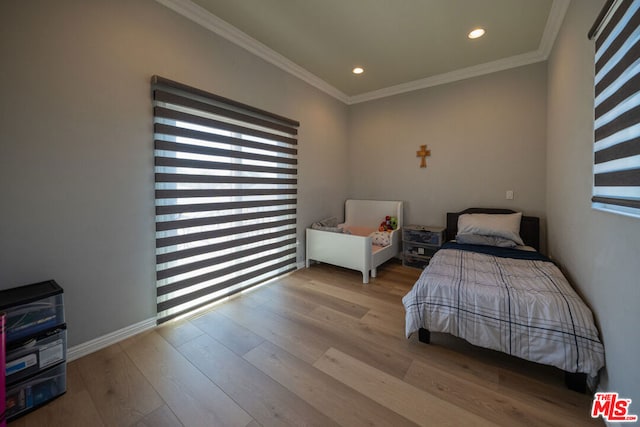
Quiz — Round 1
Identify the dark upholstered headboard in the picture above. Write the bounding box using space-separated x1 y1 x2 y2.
445 208 540 251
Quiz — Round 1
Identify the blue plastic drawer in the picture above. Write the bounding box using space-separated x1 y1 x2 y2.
6 325 67 385
0 280 65 343
5 362 67 421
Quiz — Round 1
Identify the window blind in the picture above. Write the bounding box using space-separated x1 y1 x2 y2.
152 76 299 323
590 0 640 217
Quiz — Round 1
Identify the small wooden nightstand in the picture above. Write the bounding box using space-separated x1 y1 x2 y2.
402 225 445 269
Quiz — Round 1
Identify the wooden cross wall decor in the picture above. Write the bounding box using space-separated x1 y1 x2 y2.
416 144 431 168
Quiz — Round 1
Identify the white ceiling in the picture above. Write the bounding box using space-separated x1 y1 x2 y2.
158 0 570 104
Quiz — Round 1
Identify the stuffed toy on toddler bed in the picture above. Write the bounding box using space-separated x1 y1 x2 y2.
378 215 398 232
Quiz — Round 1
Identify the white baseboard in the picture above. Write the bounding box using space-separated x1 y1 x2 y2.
67 317 157 362
68 265 305 362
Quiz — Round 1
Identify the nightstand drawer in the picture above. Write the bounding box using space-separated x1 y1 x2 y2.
403 254 431 270
402 226 444 246
403 242 439 258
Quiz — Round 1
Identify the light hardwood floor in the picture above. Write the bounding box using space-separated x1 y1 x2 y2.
9 261 602 426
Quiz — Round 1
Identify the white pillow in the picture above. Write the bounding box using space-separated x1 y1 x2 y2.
371 231 391 246
457 213 524 246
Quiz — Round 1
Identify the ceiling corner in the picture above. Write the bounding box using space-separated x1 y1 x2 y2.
154 0 350 103
539 0 572 59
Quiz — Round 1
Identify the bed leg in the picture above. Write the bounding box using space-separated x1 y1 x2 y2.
305 258 310 268
418 328 431 344
371 267 377 278
362 271 369 284
565 372 587 393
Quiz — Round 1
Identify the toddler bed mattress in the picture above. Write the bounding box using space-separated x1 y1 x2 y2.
403 242 605 377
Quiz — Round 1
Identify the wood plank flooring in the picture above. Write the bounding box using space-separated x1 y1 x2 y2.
9 261 602 426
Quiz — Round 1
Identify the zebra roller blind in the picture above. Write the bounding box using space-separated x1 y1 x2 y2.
590 0 640 217
152 76 299 323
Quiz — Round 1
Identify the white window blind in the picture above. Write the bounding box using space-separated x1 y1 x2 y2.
590 0 640 217
152 76 299 323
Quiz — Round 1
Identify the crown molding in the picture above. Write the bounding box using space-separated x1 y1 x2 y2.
155 0 350 103
347 50 546 104
155 0 569 105
349 0 570 104
539 0 571 58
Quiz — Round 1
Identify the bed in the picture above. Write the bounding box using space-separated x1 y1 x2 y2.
402 208 605 392
305 199 403 283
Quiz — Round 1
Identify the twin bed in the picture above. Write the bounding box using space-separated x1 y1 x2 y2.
402 208 605 391
306 202 605 392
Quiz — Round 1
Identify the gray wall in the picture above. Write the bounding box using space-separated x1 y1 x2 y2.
0 0 349 346
348 63 548 237
547 0 640 401
3 2 638 404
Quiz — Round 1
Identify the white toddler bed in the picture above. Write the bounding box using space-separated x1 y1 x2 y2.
305 199 403 283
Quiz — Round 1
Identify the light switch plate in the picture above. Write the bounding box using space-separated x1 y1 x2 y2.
506 190 514 200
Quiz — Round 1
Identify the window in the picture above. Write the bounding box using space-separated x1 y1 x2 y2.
152 76 299 323
589 0 640 217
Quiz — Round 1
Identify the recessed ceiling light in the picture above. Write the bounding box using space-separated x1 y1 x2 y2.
352 67 364 75
468 28 486 39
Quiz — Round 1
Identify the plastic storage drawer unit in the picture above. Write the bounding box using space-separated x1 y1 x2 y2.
402 225 445 270
0 280 65 343
5 325 67 384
